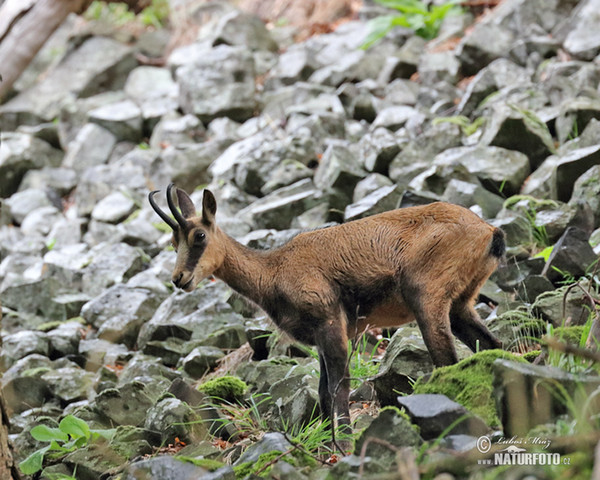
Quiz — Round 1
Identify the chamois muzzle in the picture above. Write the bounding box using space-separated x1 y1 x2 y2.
148 183 189 231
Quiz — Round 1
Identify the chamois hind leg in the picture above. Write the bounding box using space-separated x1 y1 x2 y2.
403 288 458 367
315 316 351 441
450 300 502 352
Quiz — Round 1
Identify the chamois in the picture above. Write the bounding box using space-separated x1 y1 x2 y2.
149 184 504 437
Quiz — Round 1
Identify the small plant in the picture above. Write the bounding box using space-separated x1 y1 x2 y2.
362 0 462 48
432 115 486 136
84 0 170 28
20 415 115 475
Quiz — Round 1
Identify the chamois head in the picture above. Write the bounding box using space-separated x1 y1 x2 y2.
148 184 223 291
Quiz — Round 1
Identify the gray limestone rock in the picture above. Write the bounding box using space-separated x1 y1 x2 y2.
0 37 136 129
62 123 116 175
177 45 256 123
88 100 143 142
397 394 489 440
0 133 63 197
90 191 136 224
4 188 54 225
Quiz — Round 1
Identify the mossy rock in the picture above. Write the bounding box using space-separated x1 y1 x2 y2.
522 350 541 362
234 450 296 478
176 456 224 472
488 309 546 349
197 375 247 403
413 350 526 426
548 326 586 346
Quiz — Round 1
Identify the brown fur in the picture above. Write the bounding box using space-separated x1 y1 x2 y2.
150 185 504 437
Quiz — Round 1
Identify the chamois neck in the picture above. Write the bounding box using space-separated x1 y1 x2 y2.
214 233 273 306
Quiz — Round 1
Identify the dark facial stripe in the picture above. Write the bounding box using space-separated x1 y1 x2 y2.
185 241 206 272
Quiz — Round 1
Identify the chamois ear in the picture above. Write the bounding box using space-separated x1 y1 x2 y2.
202 190 217 225
176 188 196 219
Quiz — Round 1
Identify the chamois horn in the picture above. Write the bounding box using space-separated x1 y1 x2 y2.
166 183 189 230
148 189 178 231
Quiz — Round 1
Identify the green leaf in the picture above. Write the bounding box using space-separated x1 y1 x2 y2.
59 415 90 440
91 428 117 441
19 446 50 475
31 425 69 443
361 15 410 49
375 0 428 14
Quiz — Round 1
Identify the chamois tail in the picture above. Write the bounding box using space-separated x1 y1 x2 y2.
489 228 506 259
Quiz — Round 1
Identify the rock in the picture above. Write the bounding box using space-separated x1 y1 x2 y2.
94 381 155 427
555 97 600 144
0 133 63 197
266 45 320 89
570 165 600 228
397 394 489 440
541 227 598 283
181 346 225 378
46 320 86 357
88 100 143 142
480 104 555 169
493 359 600 436
63 444 127 480
457 22 515 76
19 167 78 196
314 143 366 200
41 366 94 405
78 339 131 372
145 397 207 444
176 45 256 123
212 10 278 52
0 277 68 323
267 370 319 429
90 191 136 224
533 279 598 325
418 51 460 85
358 128 401 175
261 160 313 196
109 425 155 460
124 66 178 129
81 285 162 348
1 331 50 369
1 354 53 413
0 36 136 129
81 242 147 296
413 350 527 427
554 145 600 202
562 0 600 60
344 185 401 222
74 163 147 217
352 174 394 203
433 146 531 196
62 123 116 175
385 36 426 80
442 180 504 219
235 432 292 465
149 113 206 149
457 59 531 116
373 327 433 406
516 275 555 303
239 179 320 230
20 205 61 237
136 283 236 348
4 188 54 225
160 139 231 193
353 407 421 466
371 105 419 131
122 455 215 480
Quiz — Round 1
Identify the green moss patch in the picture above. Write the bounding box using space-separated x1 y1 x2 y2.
176 456 224 471
197 376 247 403
413 350 526 426
234 450 296 478
550 326 586 346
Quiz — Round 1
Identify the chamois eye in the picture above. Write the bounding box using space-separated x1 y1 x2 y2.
194 231 206 246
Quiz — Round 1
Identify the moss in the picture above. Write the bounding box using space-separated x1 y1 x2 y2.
551 326 586 346
413 350 526 426
197 375 247 403
233 450 296 478
176 456 224 471
36 317 85 332
523 350 541 362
